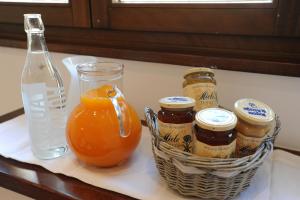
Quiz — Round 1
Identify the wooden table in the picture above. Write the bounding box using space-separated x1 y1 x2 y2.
0 108 136 200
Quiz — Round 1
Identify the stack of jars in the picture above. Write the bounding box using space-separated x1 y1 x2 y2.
157 68 275 158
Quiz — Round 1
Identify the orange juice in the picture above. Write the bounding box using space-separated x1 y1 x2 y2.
66 85 142 167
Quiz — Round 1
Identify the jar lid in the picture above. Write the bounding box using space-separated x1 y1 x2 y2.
195 108 237 131
234 98 275 126
183 67 214 78
159 96 195 109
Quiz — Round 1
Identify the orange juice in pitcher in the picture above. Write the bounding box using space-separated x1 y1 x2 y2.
66 62 141 167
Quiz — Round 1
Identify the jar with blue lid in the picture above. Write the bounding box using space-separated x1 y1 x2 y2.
234 98 275 157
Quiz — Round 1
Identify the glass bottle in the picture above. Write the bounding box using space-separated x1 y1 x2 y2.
21 14 68 159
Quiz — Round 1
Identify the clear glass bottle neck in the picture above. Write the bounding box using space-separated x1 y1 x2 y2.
27 32 48 53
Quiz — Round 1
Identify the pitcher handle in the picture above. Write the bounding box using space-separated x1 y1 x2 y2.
109 87 131 138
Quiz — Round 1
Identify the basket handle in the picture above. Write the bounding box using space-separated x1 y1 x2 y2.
263 114 281 144
144 107 161 147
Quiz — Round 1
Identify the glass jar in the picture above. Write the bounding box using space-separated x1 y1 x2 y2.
66 62 142 167
193 108 237 158
183 67 218 111
158 96 195 152
234 98 275 157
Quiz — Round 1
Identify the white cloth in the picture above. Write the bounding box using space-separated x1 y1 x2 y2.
0 115 299 200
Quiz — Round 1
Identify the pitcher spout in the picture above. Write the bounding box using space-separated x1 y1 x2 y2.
62 56 97 114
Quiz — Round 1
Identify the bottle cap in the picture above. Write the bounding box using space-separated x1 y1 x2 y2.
234 98 275 126
195 108 237 131
159 96 195 109
24 14 44 33
183 67 214 78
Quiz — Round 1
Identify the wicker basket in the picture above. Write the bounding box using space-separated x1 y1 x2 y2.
144 107 281 200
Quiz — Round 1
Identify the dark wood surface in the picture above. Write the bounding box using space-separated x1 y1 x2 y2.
91 0 110 28
0 108 299 199
109 0 278 35
0 0 300 76
0 108 136 200
275 0 300 36
110 7 276 35
0 108 24 123
70 0 91 28
0 23 299 77
0 0 91 28
111 1 278 8
0 156 136 200
275 147 300 157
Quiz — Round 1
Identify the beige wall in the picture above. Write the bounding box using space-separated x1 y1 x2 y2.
0 46 299 151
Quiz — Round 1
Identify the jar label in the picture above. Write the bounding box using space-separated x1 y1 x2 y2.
236 132 265 156
158 120 193 152
183 82 218 111
193 139 236 158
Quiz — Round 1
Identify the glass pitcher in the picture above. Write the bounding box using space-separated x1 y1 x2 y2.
66 62 141 167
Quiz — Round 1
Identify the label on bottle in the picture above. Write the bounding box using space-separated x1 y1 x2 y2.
183 82 218 111
158 120 193 152
193 139 236 158
236 132 265 156
22 83 67 150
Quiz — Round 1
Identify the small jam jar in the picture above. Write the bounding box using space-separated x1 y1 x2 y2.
234 99 275 157
183 67 218 111
193 108 237 158
158 96 196 152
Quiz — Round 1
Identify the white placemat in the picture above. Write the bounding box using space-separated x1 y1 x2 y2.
0 115 299 200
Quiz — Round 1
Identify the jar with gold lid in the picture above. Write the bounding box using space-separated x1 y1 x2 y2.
158 96 196 152
183 67 218 111
234 98 275 157
193 108 237 158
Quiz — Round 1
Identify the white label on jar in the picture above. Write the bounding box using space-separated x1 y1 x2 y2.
236 132 265 155
193 139 236 158
158 120 193 152
183 82 218 111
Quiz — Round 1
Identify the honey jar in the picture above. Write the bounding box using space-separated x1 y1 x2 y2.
183 67 218 111
234 98 275 157
193 108 237 158
158 96 196 152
